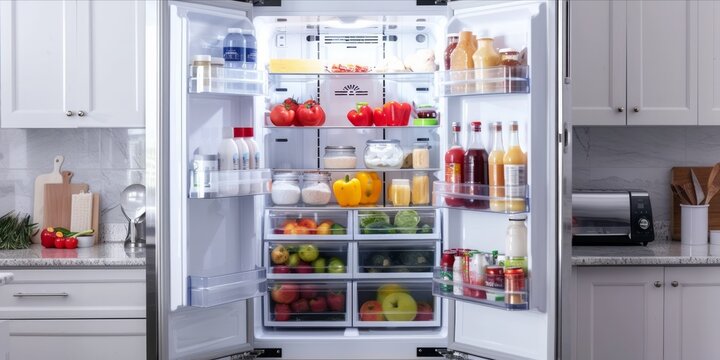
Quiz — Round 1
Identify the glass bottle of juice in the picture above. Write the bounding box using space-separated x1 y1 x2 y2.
463 121 489 209
450 31 475 94
444 122 465 207
488 122 505 211
444 34 459 70
473 38 501 93
503 121 527 212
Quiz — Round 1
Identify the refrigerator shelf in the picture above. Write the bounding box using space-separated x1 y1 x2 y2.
264 280 352 327
188 66 267 96
431 268 529 311
269 71 435 82
435 65 530 97
354 240 440 279
268 205 437 211
188 169 271 199
353 280 440 328
433 182 530 213
263 124 440 130
271 168 441 173
188 268 267 308
265 241 353 280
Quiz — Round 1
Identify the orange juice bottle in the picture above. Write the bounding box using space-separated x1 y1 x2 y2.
488 122 505 211
503 121 526 212
450 31 475 94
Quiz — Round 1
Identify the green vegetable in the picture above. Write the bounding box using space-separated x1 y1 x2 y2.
369 253 392 269
419 224 432 234
0 211 37 250
330 223 346 235
359 211 390 228
362 222 395 235
393 210 420 234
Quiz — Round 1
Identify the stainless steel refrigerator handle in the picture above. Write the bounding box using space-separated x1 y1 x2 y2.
13 292 69 297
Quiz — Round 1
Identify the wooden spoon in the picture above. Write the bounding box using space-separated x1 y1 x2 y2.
682 182 697 205
705 163 720 205
671 184 691 205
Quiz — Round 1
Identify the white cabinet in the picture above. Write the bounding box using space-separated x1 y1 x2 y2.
698 1 720 125
575 267 664 360
0 0 145 128
570 0 699 126
663 267 720 360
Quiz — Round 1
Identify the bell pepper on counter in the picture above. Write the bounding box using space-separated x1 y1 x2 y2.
356 171 382 205
333 175 362 207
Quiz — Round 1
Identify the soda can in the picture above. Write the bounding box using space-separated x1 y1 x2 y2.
439 250 457 292
505 267 528 310
485 265 505 289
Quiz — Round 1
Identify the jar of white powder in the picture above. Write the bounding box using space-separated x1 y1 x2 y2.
271 172 301 205
301 172 332 205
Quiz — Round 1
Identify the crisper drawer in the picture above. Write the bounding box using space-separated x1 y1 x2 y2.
264 280 351 328
0 269 145 319
264 209 352 241
354 208 441 240
353 280 440 328
265 241 352 280
354 240 439 279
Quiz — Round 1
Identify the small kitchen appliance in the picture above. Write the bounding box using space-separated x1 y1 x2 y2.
572 190 655 245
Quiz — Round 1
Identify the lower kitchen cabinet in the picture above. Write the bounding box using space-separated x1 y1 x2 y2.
6 318 145 360
574 266 720 360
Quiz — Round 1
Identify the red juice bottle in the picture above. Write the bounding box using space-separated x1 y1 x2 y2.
464 121 489 209
444 122 465 207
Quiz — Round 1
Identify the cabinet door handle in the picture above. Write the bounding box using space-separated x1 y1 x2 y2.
65 111 74 117
77 111 86 117
13 292 69 297
671 281 679 287
617 106 624 113
653 281 662 288
633 107 640 112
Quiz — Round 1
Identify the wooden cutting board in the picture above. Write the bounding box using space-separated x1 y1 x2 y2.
671 167 720 240
91 193 101 243
43 182 89 231
32 155 64 242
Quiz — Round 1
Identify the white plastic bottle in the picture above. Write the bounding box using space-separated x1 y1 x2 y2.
505 215 528 271
218 139 239 195
242 127 262 193
232 127 251 195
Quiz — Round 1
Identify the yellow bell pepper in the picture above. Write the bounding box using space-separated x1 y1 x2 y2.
333 175 362 207
356 171 382 205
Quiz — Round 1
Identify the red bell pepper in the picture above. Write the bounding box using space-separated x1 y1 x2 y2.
372 107 386 126
347 105 373 126
381 101 413 126
399 102 412 126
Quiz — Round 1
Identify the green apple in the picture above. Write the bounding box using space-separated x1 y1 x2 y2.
382 292 417 321
287 253 301 268
312 257 326 273
327 257 346 273
298 244 319 262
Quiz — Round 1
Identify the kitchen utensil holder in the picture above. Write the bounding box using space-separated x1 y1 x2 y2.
681 204 709 245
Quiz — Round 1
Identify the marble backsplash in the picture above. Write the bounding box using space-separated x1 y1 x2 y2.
0 129 145 241
573 126 720 222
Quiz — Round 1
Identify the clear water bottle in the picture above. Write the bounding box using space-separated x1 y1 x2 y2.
243 30 257 70
223 28 246 69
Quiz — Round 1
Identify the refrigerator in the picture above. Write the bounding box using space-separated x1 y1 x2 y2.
145 0 561 359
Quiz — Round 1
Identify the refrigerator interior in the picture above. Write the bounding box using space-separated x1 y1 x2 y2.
164 1 556 359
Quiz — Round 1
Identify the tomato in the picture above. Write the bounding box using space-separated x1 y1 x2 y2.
302 99 318 107
54 238 66 249
297 102 326 126
64 237 78 249
269 104 296 126
41 227 56 248
282 97 299 112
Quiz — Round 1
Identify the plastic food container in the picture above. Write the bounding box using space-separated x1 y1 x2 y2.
271 172 301 205
364 140 404 169
301 172 332 205
323 146 357 169
412 141 431 169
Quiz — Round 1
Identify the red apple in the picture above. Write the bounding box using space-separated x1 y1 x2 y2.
273 265 291 274
359 300 384 321
309 297 327 313
270 283 299 304
295 261 313 274
415 302 434 321
326 290 345 312
274 303 291 321
290 298 310 313
300 284 319 299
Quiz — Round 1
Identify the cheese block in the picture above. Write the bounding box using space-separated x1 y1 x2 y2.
269 59 325 74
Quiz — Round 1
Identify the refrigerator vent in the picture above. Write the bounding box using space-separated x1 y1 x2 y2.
323 35 381 45
334 84 369 96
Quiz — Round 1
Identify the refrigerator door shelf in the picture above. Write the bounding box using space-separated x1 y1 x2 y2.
265 241 354 280
188 267 267 308
264 280 352 327
354 240 440 279
435 66 530 97
264 209 353 241
188 169 271 199
354 208 441 240
188 67 267 96
433 182 530 214
431 267 529 311
353 280 440 328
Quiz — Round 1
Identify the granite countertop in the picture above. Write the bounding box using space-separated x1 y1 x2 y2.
0 243 146 268
572 241 720 266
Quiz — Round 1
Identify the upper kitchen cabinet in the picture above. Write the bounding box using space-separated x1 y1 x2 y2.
570 0 699 126
0 0 145 128
698 1 720 125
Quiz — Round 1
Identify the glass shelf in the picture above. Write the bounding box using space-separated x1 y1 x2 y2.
188 169 271 199
432 181 529 213
188 66 267 96
435 66 530 97
269 72 435 82
432 267 529 311
272 168 441 173
188 268 267 308
264 124 440 130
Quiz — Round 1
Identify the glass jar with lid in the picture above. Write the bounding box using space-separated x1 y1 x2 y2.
364 139 404 169
412 141 431 169
412 171 430 205
323 146 357 169
301 172 332 205
271 172 301 205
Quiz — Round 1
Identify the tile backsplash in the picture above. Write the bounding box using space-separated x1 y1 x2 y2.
573 126 720 222
0 129 145 241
